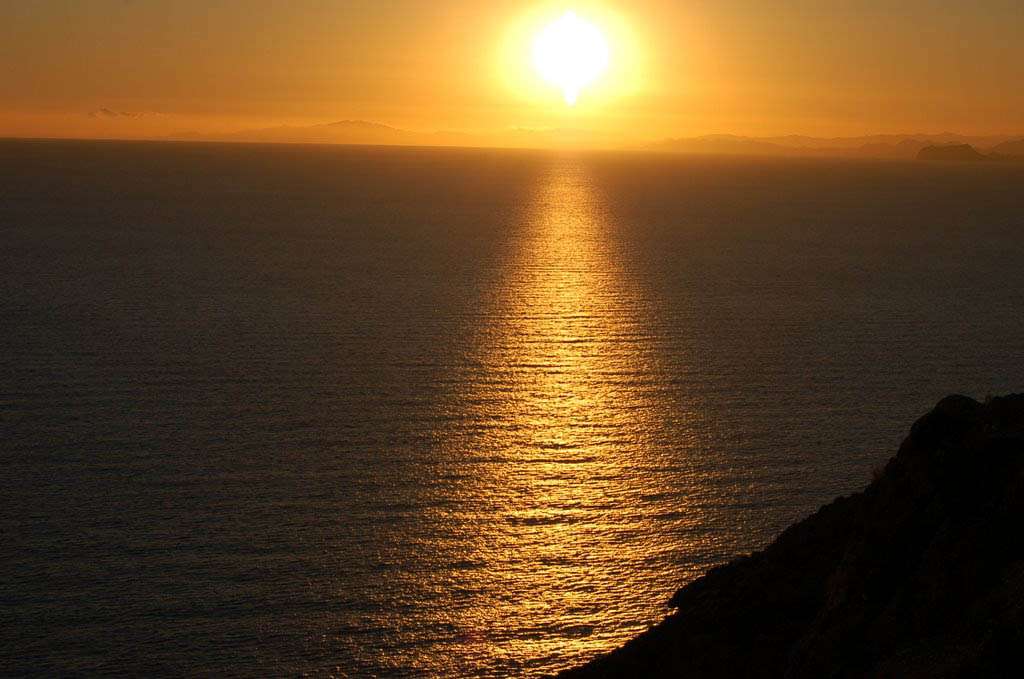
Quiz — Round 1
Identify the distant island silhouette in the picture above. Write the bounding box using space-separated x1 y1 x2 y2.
561 394 1024 678
651 134 1024 160
916 143 990 162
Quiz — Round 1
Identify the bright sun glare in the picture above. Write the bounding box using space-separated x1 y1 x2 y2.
532 11 610 106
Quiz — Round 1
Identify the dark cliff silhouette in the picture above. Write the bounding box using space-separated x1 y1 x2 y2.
916 144 990 162
561 394 1024 678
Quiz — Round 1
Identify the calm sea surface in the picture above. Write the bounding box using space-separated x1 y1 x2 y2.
2 140 1023 676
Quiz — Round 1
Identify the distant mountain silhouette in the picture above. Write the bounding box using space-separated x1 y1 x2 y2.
856 138 933 158
654 135 796 156
169 124 1024 155
561 394 1024 678
990 139 1024 158
180 120 417 145
653 134 1022 160
917 143 990 162
173 120 615 149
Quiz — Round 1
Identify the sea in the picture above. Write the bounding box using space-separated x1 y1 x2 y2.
2 139 1023 676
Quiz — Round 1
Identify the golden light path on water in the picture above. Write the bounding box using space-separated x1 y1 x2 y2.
381 158 725 676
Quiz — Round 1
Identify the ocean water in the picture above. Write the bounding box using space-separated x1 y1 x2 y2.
2 139 1023 676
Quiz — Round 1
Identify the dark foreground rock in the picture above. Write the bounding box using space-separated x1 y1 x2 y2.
561 395 1024 678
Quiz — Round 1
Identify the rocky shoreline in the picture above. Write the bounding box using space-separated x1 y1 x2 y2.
561 394 1024 678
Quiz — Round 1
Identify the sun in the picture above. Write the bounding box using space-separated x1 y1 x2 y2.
532 11 610 106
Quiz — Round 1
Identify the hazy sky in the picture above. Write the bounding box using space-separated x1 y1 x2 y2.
3 0 1023 142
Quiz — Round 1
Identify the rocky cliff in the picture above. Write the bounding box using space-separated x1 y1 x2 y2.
561 395 1024 678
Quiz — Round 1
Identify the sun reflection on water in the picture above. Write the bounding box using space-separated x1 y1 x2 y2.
393 157 715 675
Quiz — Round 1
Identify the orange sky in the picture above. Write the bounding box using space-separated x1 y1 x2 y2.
3 1 1023 144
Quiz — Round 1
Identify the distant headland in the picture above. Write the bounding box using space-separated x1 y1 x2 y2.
652 134 1024 161
916 143 990 162
561 394 1024 678
915 141 1024 162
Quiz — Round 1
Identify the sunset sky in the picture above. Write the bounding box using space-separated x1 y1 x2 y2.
3 0 1023 144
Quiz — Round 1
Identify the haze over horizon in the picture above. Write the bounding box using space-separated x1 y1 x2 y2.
4 1 1024 147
